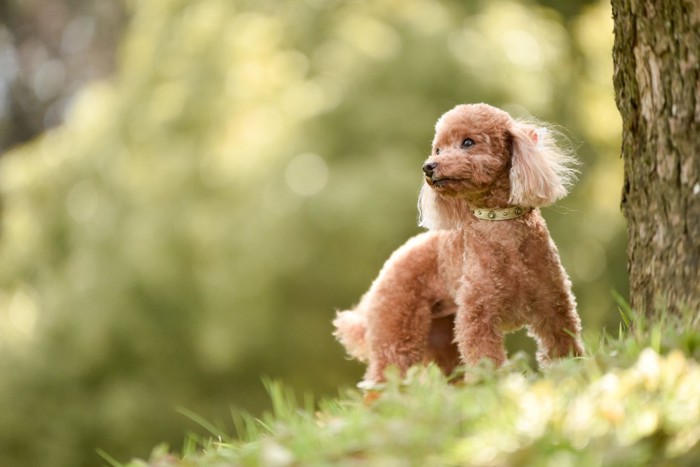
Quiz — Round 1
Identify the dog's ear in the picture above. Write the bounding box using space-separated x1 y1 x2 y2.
418 183 469 230
508 121 577 207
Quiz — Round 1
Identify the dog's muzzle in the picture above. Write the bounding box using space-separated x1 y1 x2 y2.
422 162 438 178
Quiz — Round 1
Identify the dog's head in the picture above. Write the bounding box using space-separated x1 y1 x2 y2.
418 103 576 229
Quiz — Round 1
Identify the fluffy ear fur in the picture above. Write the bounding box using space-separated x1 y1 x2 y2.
418 184 469 230
508 121 577 207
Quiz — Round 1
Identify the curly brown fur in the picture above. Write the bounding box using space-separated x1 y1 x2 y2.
333 231 463 378
334 103 584 386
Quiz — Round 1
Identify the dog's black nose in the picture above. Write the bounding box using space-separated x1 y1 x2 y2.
422 162 438 177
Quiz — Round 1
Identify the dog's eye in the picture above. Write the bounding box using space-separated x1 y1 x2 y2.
461 138 475 149
435 148 440 155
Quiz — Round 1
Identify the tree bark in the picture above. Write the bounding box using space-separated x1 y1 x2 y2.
611 0 700 317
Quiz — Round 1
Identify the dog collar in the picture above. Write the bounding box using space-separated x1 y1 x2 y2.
471 206 533 221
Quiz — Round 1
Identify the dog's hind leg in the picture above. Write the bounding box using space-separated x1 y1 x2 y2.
363 291 433 384
425 310 460 376
349 232 444 385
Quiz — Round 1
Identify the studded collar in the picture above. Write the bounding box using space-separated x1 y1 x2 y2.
471 206 533 221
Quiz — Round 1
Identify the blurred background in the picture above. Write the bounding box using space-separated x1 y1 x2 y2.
0 0 626 465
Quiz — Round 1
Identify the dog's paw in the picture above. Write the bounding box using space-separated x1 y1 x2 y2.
357 379 386 391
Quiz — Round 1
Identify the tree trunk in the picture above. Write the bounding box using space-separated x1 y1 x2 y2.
611 0 700 317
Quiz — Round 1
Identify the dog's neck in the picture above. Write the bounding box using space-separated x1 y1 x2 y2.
461 177 512 208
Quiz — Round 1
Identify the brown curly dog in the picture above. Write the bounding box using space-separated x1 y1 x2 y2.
334 103 584 387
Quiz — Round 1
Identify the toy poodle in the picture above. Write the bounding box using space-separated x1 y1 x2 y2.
333 103 584 386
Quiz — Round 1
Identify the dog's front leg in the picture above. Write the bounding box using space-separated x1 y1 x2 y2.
363 299 432 384
454 294 508 369
527 288 584 365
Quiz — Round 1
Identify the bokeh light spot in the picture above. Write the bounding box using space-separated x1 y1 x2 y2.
61 16 96 55
32 59 66 102
67 180 100 223
502 30 542 68
285 153 329 197
7 287 38 338
338 15 401 60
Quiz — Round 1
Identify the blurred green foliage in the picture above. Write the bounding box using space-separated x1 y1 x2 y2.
0 0 626 465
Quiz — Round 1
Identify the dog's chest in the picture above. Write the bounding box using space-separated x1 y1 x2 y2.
463 223 540 285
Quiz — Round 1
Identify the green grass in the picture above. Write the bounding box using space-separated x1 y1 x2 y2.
126 309 700 466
